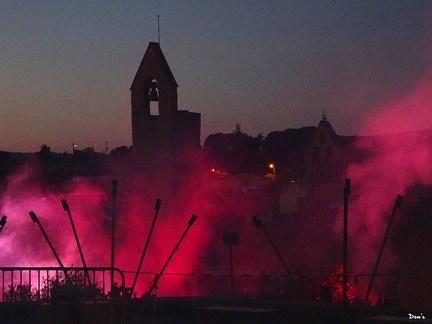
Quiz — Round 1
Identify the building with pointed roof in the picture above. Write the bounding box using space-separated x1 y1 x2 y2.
130 42 201 168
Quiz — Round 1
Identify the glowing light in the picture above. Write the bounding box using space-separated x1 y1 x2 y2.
210 168 228 178
316 264 355 303
268 163 276 180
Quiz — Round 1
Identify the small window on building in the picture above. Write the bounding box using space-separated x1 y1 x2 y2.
150 102 159 117
148 79 159 118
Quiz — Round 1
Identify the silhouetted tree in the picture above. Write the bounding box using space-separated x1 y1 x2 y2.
233 123 243 134
261 127 316 180
110 145 130 158
204 126 318 179
204 125 263 174
37 144 53 161
0 151 14 179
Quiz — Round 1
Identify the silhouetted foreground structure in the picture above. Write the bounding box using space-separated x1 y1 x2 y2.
0 291 429 323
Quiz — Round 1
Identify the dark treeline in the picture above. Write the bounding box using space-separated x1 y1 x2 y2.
0 124 318 185
203 124 316 180
0 145 110 189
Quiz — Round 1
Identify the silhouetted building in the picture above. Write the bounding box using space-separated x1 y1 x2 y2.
130 42 201 168
306 113 341 169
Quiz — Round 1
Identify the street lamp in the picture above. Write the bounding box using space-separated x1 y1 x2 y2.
268 163 276 180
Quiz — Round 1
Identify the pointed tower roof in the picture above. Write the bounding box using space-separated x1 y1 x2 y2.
317 111 337 139
130 42 178 90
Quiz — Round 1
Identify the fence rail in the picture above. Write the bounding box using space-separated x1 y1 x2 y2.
0 267 126 303
0 267 128 323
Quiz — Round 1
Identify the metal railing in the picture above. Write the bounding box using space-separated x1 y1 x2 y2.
0 267 127 323
0 266 126 302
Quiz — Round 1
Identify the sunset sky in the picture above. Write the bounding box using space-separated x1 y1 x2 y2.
1 1 431 153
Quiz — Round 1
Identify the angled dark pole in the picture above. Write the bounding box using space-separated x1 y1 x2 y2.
229 243 233 296
145 215 198 296
61 199 92 285
343 179 350 323
29 211 70 282
110 180 118 299
30 211 65 267
252 216 292 276
0 215 7 234
357 195 403 324
157 14 160 44
130 198 162 295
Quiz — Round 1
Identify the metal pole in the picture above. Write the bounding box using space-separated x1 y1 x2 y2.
110 180 118 299
30 211 65 267
252 216 292 276
145 215 197 296
157 14 160 44
61 199 92 285
130 199 162 295
223 232 239 298
229 242 234 297
0 215 7 233
357 195 403 324
29 211 71 283
343 179 350 322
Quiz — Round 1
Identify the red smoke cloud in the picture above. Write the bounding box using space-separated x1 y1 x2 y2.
7 73 432 302
113 171 211 296
0 158 217 297
0 166 109 267
361 70 432 136
336 70 432 303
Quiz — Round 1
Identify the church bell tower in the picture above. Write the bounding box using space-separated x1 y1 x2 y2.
130 42 200 168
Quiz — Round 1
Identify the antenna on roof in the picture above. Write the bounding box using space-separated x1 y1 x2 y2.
322 109 327 121
157 14 160 44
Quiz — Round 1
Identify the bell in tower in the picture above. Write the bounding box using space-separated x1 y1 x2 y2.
148 80 159 102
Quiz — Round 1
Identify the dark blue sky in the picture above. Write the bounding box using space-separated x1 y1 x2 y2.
1 1 431 152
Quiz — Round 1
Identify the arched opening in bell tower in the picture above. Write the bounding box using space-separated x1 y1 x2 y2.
148 79 159 118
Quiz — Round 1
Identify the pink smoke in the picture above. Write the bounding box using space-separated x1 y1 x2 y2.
0 164 110 267
0 157 219 297
338 70 432 303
